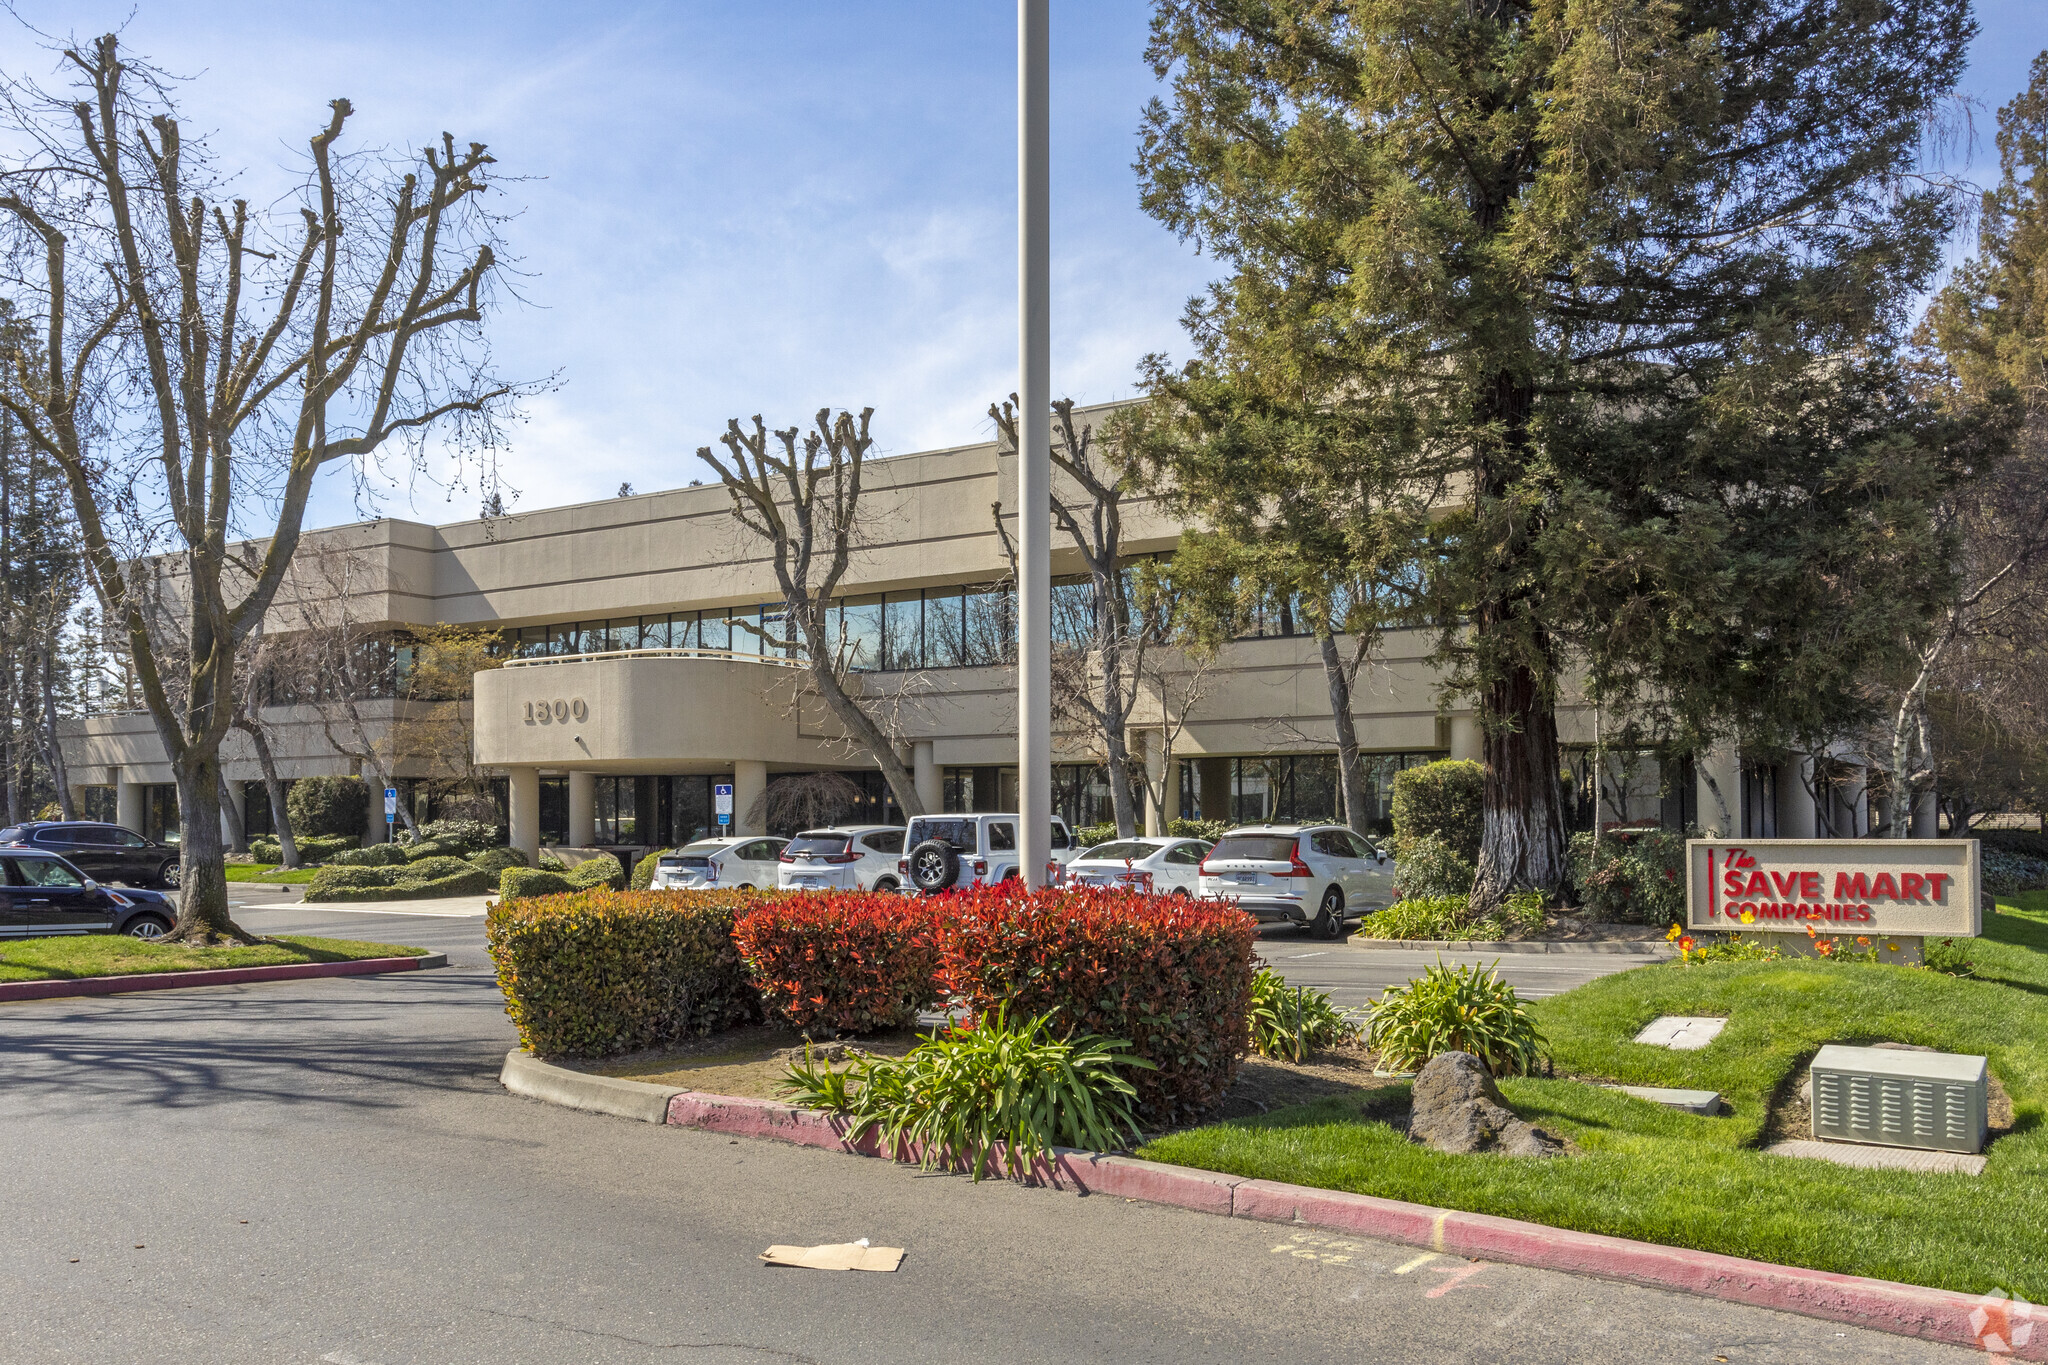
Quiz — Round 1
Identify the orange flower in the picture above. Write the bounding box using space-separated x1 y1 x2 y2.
1678 936 1695 952
1856 936 1870 947
1805 922 1820 939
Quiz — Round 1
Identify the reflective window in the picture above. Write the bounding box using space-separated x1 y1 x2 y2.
883 593 922 671
699 612 730 651
963 584 1014 666
987 821 1016 852
639 616 672 649
728 608 760 656
839 597 883 671
924 588 965 669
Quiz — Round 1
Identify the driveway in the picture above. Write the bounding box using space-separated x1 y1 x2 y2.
0 902 1968 1363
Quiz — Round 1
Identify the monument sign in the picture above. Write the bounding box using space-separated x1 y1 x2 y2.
1686 839 1981 946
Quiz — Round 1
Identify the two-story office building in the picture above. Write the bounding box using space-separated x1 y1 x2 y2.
61 405 1909 860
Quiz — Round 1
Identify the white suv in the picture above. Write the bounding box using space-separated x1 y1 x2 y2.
1196 824 1394 939
649 836 788 890
897 813 1079 894
777 825 909 893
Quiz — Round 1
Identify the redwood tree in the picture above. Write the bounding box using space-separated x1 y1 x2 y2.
1136 0 1977 909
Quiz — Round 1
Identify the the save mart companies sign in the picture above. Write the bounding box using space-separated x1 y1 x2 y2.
1686 839 1981 938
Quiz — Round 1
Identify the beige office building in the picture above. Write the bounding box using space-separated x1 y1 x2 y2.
62 405 1892 859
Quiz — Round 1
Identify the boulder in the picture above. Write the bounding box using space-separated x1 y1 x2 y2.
1408 1051 1562 1158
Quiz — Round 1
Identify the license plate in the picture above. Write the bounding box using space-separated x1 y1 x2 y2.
1230 873 1259 884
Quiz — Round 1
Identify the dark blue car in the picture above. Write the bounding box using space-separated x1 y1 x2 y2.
0 847 177 940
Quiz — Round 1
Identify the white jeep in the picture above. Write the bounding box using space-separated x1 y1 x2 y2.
896 813 1079 894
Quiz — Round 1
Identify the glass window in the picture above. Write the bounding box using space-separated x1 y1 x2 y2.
728 608 760 656
639 616 672 649
1050 822 1070 850
859 830 904 855
839 596 883 671
1082 841 1153 861
923 588 965 668
907 817 978 852
785 835 853 857
10 856 82 887
883 592 923 671
1052 577 1095 648
1210 834 1297 863
963 584 1014 666
760 604 793 660
698 612 729 651
1165 841 1209 865
986 821 1016 851
1289 755 1341 824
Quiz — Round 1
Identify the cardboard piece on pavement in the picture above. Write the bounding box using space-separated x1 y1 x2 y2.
760 1242 904 1272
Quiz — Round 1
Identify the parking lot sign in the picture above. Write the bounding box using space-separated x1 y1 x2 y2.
714 782 733 828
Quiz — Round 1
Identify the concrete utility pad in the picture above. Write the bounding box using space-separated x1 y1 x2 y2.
1634 1015 1728 1050
1606 1084 1722 1115
1766 1139 1987 1176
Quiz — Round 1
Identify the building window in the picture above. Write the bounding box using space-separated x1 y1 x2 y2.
79 786 118 825
146 784 181 846
539 776 568 845
1742 763 1779 839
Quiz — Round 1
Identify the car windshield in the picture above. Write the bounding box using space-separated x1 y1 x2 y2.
1080 841 1156 862
0 827 19 843
907 819 978 852
1208 834 1298 863
677 841 730 856
785 835 851 856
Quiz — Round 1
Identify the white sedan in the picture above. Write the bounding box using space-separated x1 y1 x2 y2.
649 836 788 890
1061 837 1212 896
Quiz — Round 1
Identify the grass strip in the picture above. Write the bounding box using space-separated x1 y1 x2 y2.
1141 895 2048 1300
224 864 318 884
0 933 427 983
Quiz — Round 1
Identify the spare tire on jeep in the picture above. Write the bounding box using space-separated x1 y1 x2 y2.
908 838 961 893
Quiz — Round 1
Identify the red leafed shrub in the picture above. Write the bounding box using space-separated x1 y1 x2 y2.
732 892 944 1035
936 885 1258 1124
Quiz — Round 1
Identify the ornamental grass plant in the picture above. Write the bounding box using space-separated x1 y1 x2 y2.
779 1008 1152 1180
1366 959 1547 1076
1247 969 1358 1060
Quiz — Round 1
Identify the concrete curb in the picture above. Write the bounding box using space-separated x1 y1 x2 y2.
501 1051 682 1123
0 952 446 1003
501 1053 2041 1359
1346 937 1674 955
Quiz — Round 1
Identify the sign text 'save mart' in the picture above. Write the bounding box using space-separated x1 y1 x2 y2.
1686 839 1980 938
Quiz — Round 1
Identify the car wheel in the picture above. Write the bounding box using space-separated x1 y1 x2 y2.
157 859 180 890
125 914 173 939
908 839 961 894
1310 886 1344 940
1171 886 1191 899
874 877 900 894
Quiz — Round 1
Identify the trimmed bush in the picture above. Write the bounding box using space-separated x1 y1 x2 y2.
632 849 667 891
1390 759 1483 863
1983 846 2048 895
328 843 409 867
250 832 358 865
1391 832 1476 901
468 847 528 878
1568 826 1688 923
287 776 369 839
539 850 567 872
486 889 760 1056
402 838 463 862
413 817 501 855
499 853 623 901
1166 818 1229 842
732 894 942 1034
304 855 493 902
1075 822 1118 849
937 886 1258 1124
1977 828 2048 861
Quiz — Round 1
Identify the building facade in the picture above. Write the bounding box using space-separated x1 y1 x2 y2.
63 405 1907 859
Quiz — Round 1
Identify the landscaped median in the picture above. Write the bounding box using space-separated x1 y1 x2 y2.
0 934 441 1002
486 883 2047 1353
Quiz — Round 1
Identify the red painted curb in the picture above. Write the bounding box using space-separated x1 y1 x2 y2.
0 954 441 1003
661 1087 2041 1358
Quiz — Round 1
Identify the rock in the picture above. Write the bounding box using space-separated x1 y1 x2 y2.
1409 1051 1562 1158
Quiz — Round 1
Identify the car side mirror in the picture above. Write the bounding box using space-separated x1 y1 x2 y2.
84 879 100 893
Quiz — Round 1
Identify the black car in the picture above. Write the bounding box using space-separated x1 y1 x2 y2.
0 821 180 889
0 847 177 940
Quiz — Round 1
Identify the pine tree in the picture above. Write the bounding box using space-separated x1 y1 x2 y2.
1136 0 1983 907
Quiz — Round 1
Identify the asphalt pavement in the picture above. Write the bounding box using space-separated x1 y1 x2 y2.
0 900 1970 1364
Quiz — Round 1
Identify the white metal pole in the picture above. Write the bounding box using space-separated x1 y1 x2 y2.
1018 0 1052 889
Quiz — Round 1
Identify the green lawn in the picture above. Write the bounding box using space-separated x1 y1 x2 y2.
0 934 427 983
1141 895 2048 1299
224 864 319 884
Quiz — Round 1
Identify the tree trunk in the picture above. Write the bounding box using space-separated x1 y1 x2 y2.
38 650 74 819
169 752 249 943
1316 627 1369 835
1105 731 1138 838
1470 660 1571 913
218 775 247 854
802 655 926 819
239 719 299 869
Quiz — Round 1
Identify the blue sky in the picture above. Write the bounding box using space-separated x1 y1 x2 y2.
2 2 2043 531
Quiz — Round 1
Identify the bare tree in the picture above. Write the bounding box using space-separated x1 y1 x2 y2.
747 772 867 835
0 36 516 940
697 409 927 818
228 626 299 868
991 398 1148 836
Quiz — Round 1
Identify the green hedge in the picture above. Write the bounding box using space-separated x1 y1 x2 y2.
1391 759 1483 863
250 832 359 865
303 854 494 903
499 853 623 901
632 849 667 890
402 838 464 861
487 890 761 1056
469 847 528 878
328 843 410 867
288 775 368 838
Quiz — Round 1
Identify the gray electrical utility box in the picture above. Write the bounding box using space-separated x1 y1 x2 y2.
1810 1045 1988 1154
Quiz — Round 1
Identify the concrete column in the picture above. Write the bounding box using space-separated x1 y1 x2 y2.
1912 788 1939 839
1449 714 1482 763
1142 731 1166 837
1694 745 1741 838
1197 757 1230 823
1779 758 1818 839
116 778 146 836
567 770 596 847
912 741 940 816
507 767 539 862
733 759 768 837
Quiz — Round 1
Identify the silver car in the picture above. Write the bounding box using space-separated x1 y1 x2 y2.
1195 824 1394 938
776 825 908 893
649 836 787 890
1061 836 1211 896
